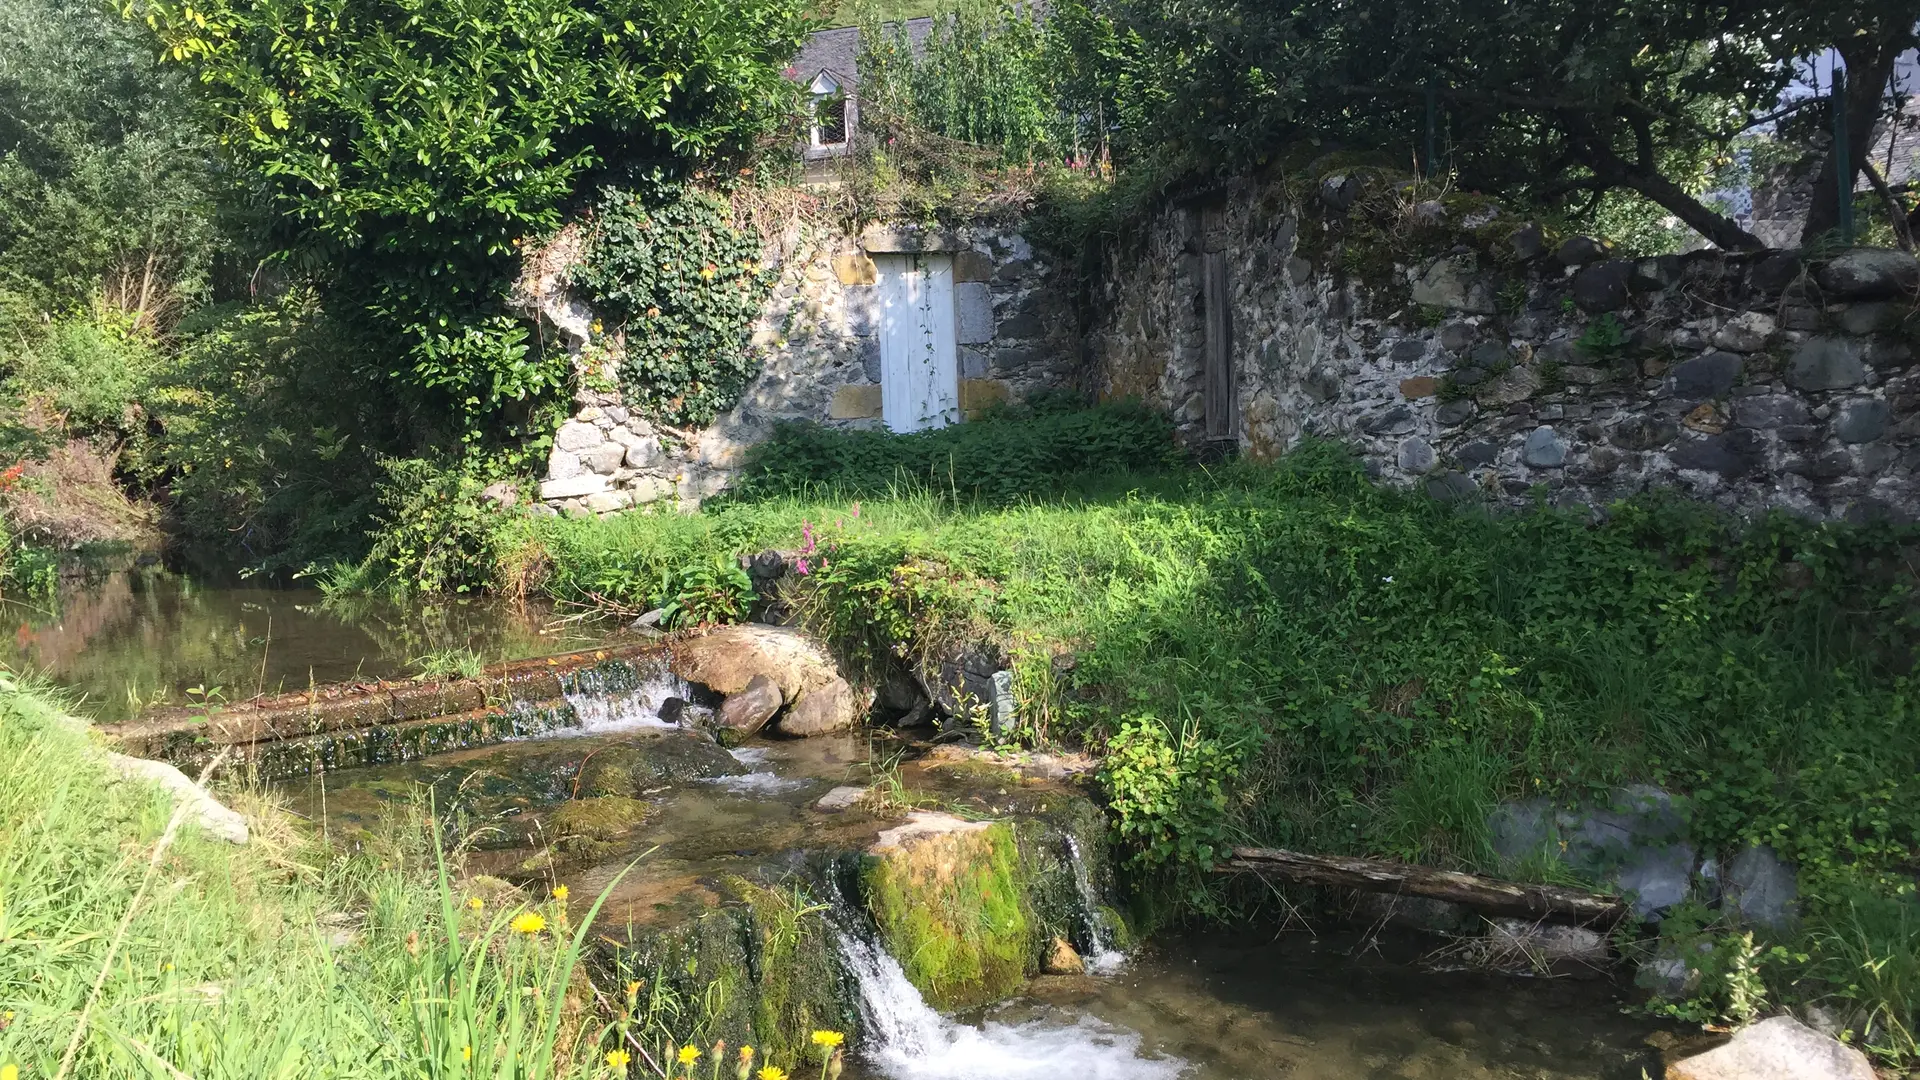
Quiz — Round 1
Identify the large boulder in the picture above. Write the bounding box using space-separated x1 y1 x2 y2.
1667 1016 1875 1080
1815 248 1920 300
671 623 838 702
672 624 865 738
779 676 861 737
1491 785 1694 917
716 673 783 737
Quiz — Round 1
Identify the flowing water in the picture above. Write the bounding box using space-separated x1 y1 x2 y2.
3 569 608 721
49 577 1669 1078
829 889 1662 1080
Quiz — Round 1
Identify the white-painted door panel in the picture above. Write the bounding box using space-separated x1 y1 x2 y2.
876 253 959 432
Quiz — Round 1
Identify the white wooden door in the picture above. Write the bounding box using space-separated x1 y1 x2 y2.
875 253 959 432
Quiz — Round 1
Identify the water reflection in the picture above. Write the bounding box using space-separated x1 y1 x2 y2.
2 569 608 722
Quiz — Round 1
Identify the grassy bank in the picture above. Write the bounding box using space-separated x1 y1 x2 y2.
482 435 1920 1058
0 675 804 1078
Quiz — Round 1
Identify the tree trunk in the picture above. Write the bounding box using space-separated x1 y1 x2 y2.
1802 33 1908 246
1215 847 1630 927
1575 140 1767 251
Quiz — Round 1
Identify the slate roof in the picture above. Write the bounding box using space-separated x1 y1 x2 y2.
788 18 934 89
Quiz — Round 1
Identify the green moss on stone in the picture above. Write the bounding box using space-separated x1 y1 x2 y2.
546 796 649 863
862 821 1030 1011
730 878 855 1062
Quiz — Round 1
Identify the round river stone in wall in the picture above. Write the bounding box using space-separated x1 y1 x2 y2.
1521 426 1567 467
1396 437 1436 474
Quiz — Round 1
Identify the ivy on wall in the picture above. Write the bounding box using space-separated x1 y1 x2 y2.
572 181 776 428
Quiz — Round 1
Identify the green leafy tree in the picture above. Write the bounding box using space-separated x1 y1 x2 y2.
856 0 1064 163
0 0 223 335
1048 0 1882 250
130 0 814 431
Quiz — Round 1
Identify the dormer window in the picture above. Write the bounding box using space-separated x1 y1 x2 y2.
809 73 850 151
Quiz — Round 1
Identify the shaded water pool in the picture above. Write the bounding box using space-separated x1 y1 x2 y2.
3 570 608 721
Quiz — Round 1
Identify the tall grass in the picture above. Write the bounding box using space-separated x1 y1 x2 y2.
0 674 687 1078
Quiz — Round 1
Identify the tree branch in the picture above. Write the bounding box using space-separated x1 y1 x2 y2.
1216 847 1630 927
1862 159 1915 251
1575 134 1765 251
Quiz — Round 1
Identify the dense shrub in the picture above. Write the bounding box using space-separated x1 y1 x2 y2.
572 181 776 427
2 308 163 433
727 397 1182 502
132 0 814 433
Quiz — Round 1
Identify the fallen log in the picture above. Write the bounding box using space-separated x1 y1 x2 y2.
1216 846 1630 927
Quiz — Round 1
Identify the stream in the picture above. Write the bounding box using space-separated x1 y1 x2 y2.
2 568 605 722
37 578 1669 1079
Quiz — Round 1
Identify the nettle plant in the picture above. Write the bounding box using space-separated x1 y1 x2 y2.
573 181 776 428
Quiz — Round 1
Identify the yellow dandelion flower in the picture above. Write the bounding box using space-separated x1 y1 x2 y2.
606 1048 631 1070
625 980 642 998
552 884 569 901
510 912 547 935
809 1030 844 1049
467 896 484 911
2 1064 16 1080
462 1046 473 1062
757 1067 786 1080
677 1044 701 1066
738 1046 754 1060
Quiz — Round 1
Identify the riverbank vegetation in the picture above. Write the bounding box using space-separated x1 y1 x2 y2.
423 419 1920 1060
4 0 1906 578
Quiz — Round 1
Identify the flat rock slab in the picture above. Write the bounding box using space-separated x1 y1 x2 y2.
1667 1016 1876 1080
107 753 250 845
815 785 868 811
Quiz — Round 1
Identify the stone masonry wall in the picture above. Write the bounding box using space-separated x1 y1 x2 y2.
1087 173 1920 521
532 220 1074 514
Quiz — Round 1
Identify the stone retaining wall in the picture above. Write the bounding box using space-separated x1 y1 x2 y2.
532 220 1075 514
1085 172 1920 521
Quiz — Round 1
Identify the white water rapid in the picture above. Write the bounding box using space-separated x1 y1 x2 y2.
1065 835 1127 974
557 669 688 734
833 930 1187 1080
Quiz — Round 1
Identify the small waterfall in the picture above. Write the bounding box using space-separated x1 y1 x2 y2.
829 894 1183 1080
556 662 689 735
1065 835 1127 974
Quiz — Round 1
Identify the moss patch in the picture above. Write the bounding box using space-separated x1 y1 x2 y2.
862 820 1031 1011
547 796 648 862
731 878 855 1062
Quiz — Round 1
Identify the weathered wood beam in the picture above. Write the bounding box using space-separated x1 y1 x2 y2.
1216 847 1630 927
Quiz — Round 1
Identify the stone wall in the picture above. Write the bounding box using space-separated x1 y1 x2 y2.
532 219 1073 514
1086 172 1920 521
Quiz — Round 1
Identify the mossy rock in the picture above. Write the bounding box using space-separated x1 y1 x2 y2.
575 734 745 796
731 877 859 1062
589 873 859 1058
598 908 757 1048
545 796 649 863
861 814 1031 1011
